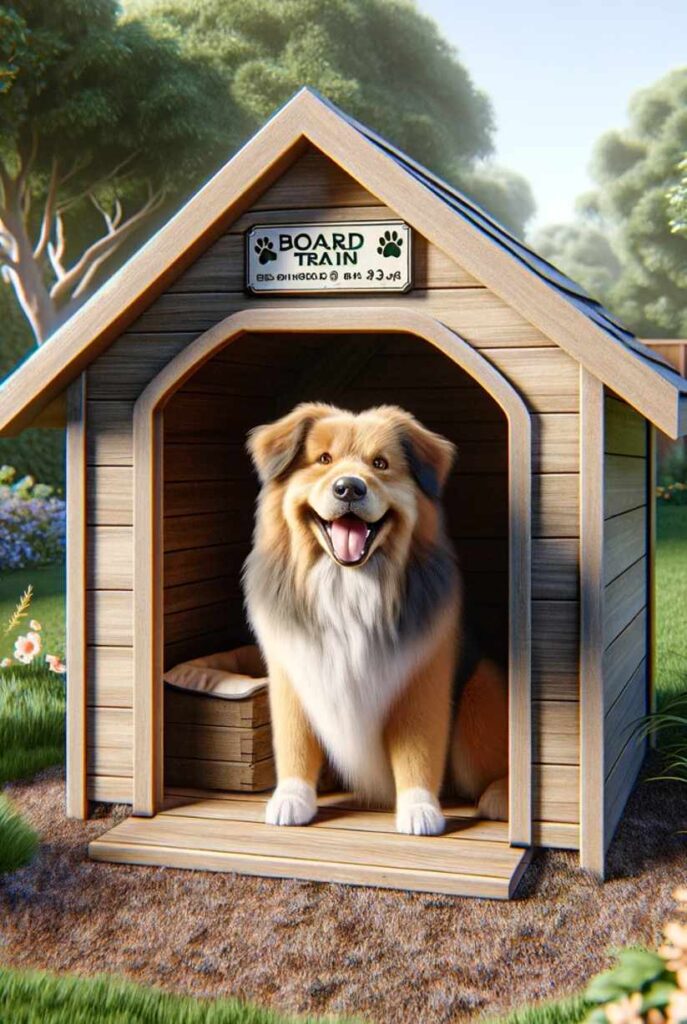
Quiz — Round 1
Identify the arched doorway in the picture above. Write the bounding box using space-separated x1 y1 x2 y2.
132 308 532 847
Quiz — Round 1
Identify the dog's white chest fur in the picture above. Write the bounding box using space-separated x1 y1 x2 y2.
251 558 435 802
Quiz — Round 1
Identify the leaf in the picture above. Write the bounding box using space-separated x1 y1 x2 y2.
641 979 678 1011
585 973 630 1004
616 948 667 985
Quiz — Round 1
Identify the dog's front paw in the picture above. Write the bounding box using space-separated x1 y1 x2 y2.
478 776 508 821
396 788 446 836
265 778 317 826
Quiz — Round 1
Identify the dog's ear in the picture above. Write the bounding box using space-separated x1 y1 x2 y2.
401 418 456 499
246 403 332 485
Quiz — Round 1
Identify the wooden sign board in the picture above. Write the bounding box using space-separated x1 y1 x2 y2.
245 220 412 294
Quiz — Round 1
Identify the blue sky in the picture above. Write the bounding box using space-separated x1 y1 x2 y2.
418 0 686 233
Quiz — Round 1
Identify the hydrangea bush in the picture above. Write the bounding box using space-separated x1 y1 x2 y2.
0 466 65 571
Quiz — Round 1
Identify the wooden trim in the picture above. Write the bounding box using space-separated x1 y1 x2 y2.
66 376 88 819
133 411 164 815
133 307 532 844
0 91 685 439
579 370 605 876
647 425 657 736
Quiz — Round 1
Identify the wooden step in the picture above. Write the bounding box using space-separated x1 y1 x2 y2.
89 792 532 899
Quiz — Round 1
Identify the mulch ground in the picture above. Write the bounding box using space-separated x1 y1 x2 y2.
1 761 686 1024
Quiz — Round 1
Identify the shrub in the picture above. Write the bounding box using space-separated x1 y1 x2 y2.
585 889 687 1024
0 466 65 571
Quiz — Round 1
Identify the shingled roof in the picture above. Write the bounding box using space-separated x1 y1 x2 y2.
0 87 685 437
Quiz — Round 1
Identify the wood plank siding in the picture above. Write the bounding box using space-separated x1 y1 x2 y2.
602 394 649 850
84 147 580 840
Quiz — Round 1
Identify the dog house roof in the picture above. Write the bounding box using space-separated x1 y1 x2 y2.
0 87 686 438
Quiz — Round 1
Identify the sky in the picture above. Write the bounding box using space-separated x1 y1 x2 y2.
418 0 686 234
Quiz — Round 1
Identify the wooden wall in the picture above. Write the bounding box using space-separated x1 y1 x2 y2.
602 394 649 849
84 146 582 845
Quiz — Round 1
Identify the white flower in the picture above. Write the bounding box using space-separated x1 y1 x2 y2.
14 631 42 664
29 619 42 631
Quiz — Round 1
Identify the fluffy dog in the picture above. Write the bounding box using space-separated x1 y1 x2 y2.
243 402 508 835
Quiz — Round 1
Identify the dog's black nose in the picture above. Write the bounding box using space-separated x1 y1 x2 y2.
333 476 367 501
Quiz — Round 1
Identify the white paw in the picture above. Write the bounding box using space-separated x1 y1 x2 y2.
478 777 509 821
265 778 317 826
396 788 446 836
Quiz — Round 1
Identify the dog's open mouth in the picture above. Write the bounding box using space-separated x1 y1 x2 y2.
312 512 388 565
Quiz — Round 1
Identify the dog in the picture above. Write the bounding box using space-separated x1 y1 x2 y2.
242 402 508 835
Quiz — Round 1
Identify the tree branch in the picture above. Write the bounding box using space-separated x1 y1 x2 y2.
50 186 165 304
57 151 141 214
47 210 67 281
33 157 60 260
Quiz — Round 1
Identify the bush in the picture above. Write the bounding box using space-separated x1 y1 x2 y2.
585 889 687 1024
0 794 39 874
658 447 687 506
0 466 65 571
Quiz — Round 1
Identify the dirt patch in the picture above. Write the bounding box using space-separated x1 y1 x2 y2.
1 762 686 1024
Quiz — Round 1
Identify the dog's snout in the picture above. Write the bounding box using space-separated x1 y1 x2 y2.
332 475 367 501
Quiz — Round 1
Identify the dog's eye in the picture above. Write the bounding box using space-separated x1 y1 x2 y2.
318 452 332 465
373 456 388 470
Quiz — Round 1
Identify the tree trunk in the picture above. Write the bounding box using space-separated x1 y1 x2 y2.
3 195 58 345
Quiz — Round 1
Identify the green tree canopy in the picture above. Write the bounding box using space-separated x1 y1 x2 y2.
668 154 687 236
0 0 237 342
128 0 535 234
1 0 536 353
533 68 687 337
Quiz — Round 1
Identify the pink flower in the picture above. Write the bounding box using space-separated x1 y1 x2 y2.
0 657 12 668
14 631 42 664
605 994 643 1024
46 654 66 675
29 619 42 631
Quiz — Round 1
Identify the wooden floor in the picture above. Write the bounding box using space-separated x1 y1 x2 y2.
89 790 533 899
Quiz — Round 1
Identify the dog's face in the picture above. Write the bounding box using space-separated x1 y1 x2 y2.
247 403 456 569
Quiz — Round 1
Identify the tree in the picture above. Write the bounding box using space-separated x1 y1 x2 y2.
668 154 687 236
533 68 687 337
128 0 535 234
0 0 238 343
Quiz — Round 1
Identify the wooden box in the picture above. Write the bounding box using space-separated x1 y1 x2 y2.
164 686 275 792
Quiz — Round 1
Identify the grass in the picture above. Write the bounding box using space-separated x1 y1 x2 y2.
655 504 687 706
0 968 595 1024
0 563 66 871
0 563 66 664
0 967 354 1024
495 995 590 1024
0 795 38 874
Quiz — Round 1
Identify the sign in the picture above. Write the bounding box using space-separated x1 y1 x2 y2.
245 220 412 294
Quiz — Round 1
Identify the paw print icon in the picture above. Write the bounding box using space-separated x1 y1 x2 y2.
254 237 277 265
377 230 403 258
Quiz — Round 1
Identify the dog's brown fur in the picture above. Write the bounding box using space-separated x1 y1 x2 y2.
243 402 508 833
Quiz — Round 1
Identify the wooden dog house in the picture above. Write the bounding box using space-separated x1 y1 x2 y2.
1 89 686 898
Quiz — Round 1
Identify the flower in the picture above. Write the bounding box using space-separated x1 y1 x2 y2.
667 989 687 1024
0 657 12 668
660 922 687 972
46 654 66 675
605 994 643 1024
674 888 687 905
29 619 42 631
14 631 42 664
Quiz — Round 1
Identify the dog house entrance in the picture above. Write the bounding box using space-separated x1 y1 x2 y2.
90 312 532 898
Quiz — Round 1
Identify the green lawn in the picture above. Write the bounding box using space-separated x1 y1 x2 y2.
0 562 66 664
0 968 354 1024
656 504 687 705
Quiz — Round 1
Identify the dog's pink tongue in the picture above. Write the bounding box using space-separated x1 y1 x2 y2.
331 515 368 562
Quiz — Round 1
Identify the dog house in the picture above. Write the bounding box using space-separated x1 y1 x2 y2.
1 89 686 899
